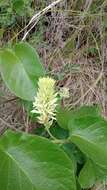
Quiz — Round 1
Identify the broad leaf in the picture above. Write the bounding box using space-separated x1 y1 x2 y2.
0 43 45 101
68 105 101 130
0 130 76 190
68 106 107 187
62 143 77 173
57 106 100 130
70 120 107 179
78 159 107 189
78 159 96 188
50 125 68 139
14 43 45 78
56 108 73 129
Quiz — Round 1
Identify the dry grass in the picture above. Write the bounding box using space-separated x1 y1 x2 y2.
0 80 26 133
30 0 107 117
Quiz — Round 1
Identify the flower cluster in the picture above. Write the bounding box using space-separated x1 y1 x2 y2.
31 77 58 127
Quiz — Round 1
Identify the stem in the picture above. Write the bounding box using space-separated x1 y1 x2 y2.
51 139 70 144
45 127 57 140
45 125 70 144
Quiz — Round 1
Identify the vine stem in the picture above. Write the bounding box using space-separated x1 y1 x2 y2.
51 139 70 144
45 126 57 141
45 125 70 144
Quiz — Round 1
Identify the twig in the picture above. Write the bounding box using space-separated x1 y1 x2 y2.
22 0 63 40
0 117 20 132
71 72 103 108
0 97 18 105
84 0 93 12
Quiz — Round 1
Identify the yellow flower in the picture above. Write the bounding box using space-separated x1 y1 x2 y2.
59 87 69 98
31 77 58 126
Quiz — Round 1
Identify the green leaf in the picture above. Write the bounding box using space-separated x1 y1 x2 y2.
70 120 107 181
62 143 77 173
68 105 101 130
78 159 107 189
68 106 103 143
12 0 25 15
67 106 107 187
0 130 76 190
78 159 96 188
50 125 68 139
57 106 100 130
0 43 45 101
56 108 72 129
14 43 45 78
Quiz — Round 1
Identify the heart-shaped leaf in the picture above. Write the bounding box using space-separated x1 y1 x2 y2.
0 43 45 101
0 130 76 190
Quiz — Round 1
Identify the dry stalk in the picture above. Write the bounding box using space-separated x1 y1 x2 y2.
0 117 20 132
22 0 64 40
71 72 103 108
